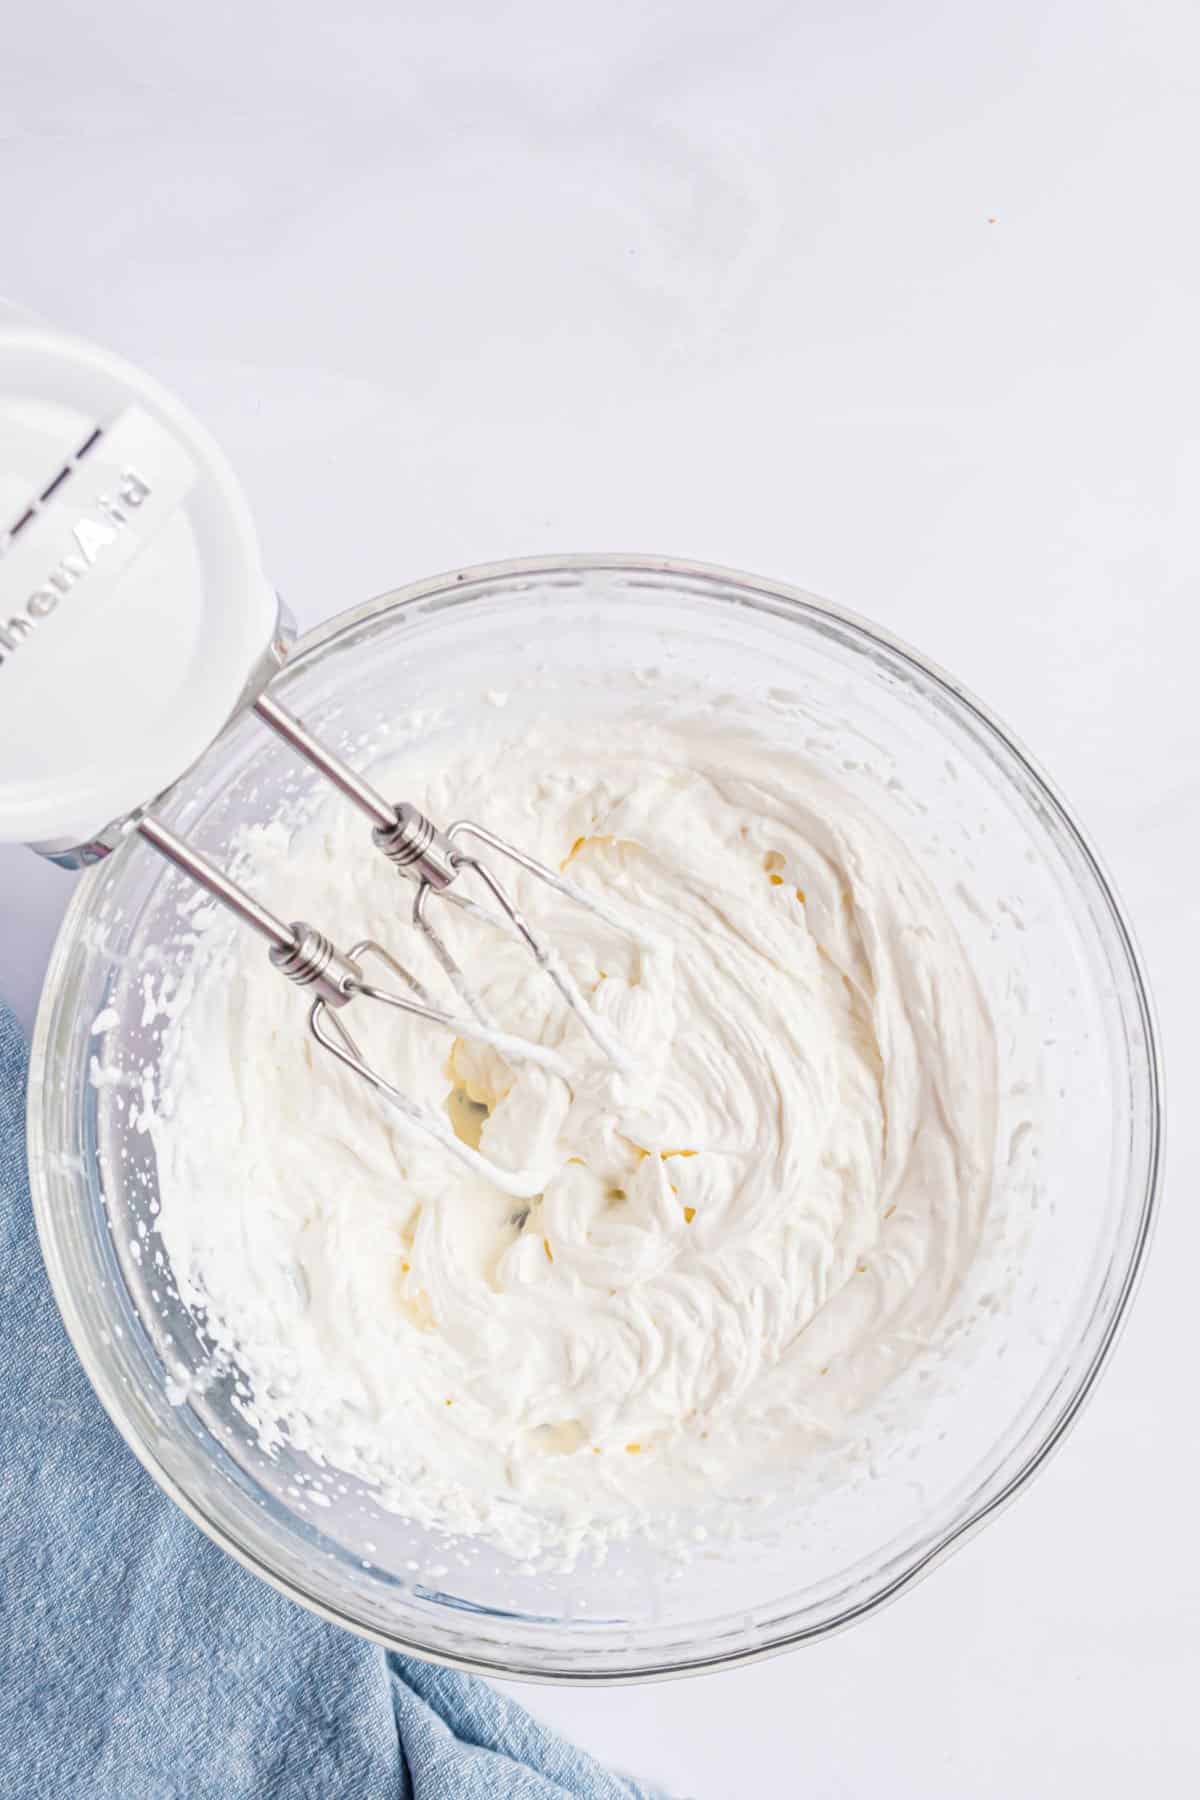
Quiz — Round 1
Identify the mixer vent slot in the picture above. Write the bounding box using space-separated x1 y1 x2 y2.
1 423 105 557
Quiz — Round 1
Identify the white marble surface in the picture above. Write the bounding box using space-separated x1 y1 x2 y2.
3 3 1198 1792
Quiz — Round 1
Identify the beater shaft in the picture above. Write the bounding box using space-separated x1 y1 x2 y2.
135 816 360 1006
136 815 296 956
253 692 458 889
252 691 396 832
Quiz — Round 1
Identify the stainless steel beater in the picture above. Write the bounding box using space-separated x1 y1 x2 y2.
137 692 631 1197
0 312 628 1197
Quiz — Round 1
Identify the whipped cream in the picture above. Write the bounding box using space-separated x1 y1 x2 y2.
150 706 996 1562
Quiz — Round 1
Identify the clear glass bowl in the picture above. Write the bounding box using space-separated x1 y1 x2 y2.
29 557 1162 1682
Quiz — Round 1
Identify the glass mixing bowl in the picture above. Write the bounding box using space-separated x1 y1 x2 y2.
29 557 1161 1681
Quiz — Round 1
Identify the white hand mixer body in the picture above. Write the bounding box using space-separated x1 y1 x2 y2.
0 313 631 1196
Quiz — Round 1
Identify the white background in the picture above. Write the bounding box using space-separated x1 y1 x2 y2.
3 3 1198 1794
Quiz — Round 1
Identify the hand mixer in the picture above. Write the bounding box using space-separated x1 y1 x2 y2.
0 310 629 1197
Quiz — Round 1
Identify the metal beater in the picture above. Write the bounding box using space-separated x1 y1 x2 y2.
137 691 631 1198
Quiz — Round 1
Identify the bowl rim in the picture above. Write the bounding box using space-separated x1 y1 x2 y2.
28 552 1165 1684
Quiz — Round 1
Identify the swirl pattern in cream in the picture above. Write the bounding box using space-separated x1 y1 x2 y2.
151 710 996 1559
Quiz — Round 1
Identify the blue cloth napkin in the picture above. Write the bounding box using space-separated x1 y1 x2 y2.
0 1002 658 1800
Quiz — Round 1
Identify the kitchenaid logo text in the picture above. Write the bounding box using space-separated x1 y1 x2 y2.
0 467 151 666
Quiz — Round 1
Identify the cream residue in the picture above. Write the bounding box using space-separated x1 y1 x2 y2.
149 711 996 1562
